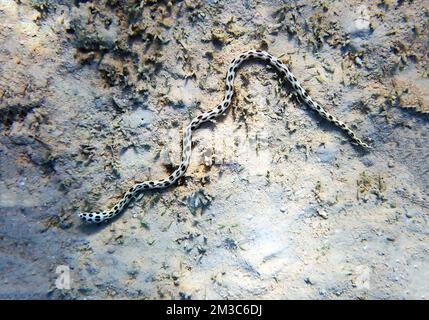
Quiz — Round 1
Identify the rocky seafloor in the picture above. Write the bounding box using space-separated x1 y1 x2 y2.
0 0 428 299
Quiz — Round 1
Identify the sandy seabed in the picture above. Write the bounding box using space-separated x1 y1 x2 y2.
0 0 428 299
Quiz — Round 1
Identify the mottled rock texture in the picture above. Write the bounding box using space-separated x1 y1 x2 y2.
0 0 427 299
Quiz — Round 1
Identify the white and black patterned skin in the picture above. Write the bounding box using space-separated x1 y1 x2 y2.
79 50 370 223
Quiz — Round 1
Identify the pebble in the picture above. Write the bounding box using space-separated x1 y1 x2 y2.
352 18 370 36
317 209 329 219
355 56 363 67
405 210 416 218
347 6 371 37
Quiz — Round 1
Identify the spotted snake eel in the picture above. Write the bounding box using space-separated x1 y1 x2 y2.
79 49 370 223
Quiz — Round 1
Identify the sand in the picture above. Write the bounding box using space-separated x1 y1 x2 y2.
0 0 427 299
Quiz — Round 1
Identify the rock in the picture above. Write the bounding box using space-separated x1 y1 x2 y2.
405 210 415 218
352 18 370 36
354 56 364 67
317 209 328 219
347 6 371 37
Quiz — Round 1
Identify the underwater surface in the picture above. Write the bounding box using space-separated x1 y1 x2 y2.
0 0 428 299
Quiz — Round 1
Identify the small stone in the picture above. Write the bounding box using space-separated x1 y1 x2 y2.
353 18 370 35
347 6 371 37
317 209 328 219
355 56 363 67
405 212 414 218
